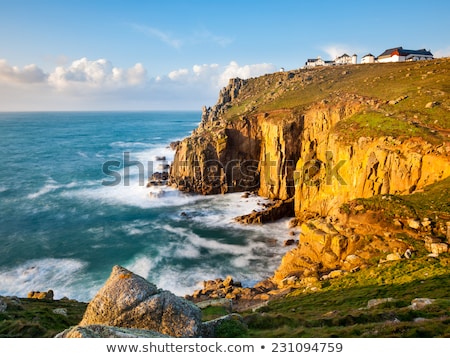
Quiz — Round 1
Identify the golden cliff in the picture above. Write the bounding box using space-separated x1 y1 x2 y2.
170 59 450 215
169 59 450 289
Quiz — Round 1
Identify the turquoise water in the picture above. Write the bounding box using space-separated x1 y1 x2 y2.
0 112 291 301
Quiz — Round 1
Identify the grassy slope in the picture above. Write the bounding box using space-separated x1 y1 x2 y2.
0 298 87 338
243 254 450 338
224 59 450 142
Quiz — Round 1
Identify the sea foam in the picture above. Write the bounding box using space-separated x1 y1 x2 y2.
0 258 89 300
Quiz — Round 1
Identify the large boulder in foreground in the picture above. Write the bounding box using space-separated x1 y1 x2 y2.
78 265 202 337
56 324 169 338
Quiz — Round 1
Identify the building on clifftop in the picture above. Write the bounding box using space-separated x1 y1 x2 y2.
361 53 376 64
377 46 434 62
334 53 357 65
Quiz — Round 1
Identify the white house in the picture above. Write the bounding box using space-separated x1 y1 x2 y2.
361 53 376 64
305 53 357 68
377 47 433 63
335 53 357 65
305 56 326 68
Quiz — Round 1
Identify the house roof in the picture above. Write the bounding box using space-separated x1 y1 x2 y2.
362 53 374 58
378 46 433 58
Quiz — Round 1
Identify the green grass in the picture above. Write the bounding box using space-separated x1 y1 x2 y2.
201 306 230 321
341 176 450 228
0 298 87 338
333 111 440 143
241 254 450 338
217 59 450 140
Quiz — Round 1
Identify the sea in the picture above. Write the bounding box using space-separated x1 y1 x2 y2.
0 111 292 302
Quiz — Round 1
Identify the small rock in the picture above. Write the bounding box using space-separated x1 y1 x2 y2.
281 276 298 287
425 101 439 108
222 276 234 287
345 254 360 263
410 298 435 310
404 249 413 259
53 308 68 316
0 298 7 312
386 253 402 261
283 239 296 246
367 297 395 309
430 242 448 255
413 317 428 323
328 270 344 279
407 219 421 230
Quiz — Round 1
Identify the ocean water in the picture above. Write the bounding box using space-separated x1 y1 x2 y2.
0 112 293 302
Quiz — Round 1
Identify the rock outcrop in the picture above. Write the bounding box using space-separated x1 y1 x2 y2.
56 325 170 338
78 265 202 338
27 290 54 300
272 217 413 287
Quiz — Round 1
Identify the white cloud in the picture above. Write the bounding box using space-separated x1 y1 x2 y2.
0 59 47 83
130 23 232 49
48 58 147 90
164 61 276 88
434 46 450 58
127 63 147 85
321 44 354 60
131 24 182 49
191 28 233 47
168 68 189 80
218 61 276 87
0 57 277 110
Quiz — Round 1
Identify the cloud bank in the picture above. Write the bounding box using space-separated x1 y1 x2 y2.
0 58 277 111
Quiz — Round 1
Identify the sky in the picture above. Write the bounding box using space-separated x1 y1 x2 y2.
0 0 449 111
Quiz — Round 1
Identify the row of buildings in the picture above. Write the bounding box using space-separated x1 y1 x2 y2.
305 46 434 68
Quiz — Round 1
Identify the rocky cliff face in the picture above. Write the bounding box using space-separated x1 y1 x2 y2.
169 60 450 289
170 73 450 214
293 99 450 216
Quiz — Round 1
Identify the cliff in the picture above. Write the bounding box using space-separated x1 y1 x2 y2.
170 59 450 215
169 59 450 288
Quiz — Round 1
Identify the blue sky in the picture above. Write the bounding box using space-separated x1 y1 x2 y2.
1 0 449 111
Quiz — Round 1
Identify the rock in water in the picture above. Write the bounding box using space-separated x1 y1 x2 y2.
79 265 202 337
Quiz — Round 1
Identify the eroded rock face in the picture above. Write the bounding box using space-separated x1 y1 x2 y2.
79 266 202 338
272 217 412 287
